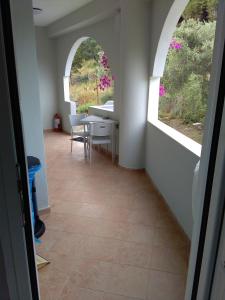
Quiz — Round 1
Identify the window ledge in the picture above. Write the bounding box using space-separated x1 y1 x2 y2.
89 105 114 112
149 119 202 157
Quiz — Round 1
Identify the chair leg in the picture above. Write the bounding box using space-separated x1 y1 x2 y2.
111 142 115 162
84 138 86 156
70 131 73 153
89 141 92 163
86 138 90 161
84 139 88 158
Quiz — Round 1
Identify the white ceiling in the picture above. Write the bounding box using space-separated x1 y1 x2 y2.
32 0 94 26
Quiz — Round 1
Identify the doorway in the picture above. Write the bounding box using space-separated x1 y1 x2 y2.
1 0 225 299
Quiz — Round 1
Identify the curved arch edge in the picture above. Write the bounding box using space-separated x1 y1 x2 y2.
151 0 189 77
63 37 89 103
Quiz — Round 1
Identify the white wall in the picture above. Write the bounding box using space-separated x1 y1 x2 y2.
47 0 120 38
35 27 58 130
146 123 199 237
10 0 49 210
119 0 151 169
149 0 174 76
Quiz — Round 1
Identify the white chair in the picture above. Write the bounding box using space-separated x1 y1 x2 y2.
87 122 114 163
68 114 89 156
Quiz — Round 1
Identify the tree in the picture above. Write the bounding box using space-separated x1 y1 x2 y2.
182 0 218 22
160 19 216 123
70 38 114 107
72 38 102 73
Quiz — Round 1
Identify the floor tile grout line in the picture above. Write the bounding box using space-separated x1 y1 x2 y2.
38 242 187 276
41 226 188 251
44 211 182 231
63 285 145 300
39 228 154 246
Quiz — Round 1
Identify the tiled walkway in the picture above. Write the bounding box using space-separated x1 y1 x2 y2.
37 131 189 300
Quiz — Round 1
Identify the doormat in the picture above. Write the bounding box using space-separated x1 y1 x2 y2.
36 254 50 270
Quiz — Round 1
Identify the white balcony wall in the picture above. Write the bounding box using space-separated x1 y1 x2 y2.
35 27 58 130
146 124 199 238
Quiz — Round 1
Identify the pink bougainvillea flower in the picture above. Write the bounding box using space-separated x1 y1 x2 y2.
97 52 114 91
98 75 112 91
99 52 110 70
159 84 166 97
169 39 182 50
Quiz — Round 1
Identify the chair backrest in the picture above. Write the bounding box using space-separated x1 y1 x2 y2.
68 114 86 127
89 122 112 137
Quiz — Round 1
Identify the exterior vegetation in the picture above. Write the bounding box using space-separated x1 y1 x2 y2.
159 0 218 144
70 38 114 113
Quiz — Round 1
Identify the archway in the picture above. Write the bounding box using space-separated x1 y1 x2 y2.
149 0 218 145
152 0 189 78
64 37 115 114
148 0 189 122
64 37 88 107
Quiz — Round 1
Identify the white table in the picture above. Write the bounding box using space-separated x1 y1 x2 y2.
80 115 103 123
80 115 116 124
80 115 118 161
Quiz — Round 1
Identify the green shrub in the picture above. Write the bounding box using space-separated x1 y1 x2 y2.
179 73 206 123
100 91 113 104
77 102 95 114
160 19 216 125
70 43 115 109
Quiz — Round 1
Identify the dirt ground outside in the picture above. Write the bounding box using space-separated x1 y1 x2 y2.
159 117 203 144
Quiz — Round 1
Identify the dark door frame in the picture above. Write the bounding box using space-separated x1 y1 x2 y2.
0 0 39 299
191 38 225 299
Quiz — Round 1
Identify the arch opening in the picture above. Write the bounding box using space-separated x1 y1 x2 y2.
64 37 115 113
149 0 219 146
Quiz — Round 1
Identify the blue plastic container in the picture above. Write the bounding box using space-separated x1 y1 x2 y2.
27 156 41 230
28 163 41 228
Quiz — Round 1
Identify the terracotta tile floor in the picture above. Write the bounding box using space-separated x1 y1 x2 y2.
37 131 190 300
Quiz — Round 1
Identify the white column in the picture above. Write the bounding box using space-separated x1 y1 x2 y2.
119 0 150 169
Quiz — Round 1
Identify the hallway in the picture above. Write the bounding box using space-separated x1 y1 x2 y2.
37 131 189 300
